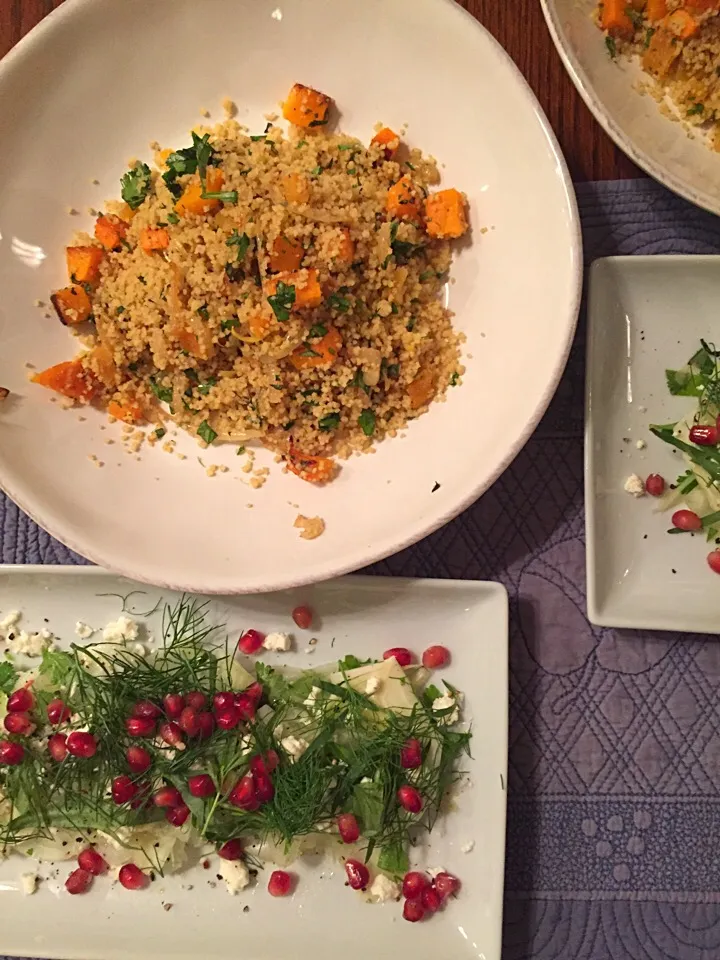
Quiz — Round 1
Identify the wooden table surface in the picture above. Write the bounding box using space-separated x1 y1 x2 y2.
2 0 642 183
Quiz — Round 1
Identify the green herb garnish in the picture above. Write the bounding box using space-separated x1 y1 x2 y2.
201 190 238 203
326 292 351 313
605 35 618 60
318 413 341 431
149 378 173 404
197 420 217 445
687 103 705 117
309 324 328 338
167 211 180 225
227 231 250 261
121 161 152 210
116 306 125 315
358 409 376 437
154 427 166 440
268 281 295 321
221 317 240 331
0 662 18 696
197 305 210 321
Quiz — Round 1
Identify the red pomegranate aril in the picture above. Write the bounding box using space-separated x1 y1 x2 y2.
131 699 161 720
708 550 720 574
78 847 108 876
7 687 34 712
179 707 200 737
188 774 216 798
433 872 461 899
235 694 256 722
672 509 703 532
400 738 423 769
402 871 429 899
166 803 190 826
163 693 185 719
421 645 450 669
218 838 243 860
268 869 294 897
250 750 280 776
229 774 259 811
238 629 265 655
344 859 370 890
337 813 360 844
65 867 92 895
397 784 423 814
403 898 425 922
216 706 241 731
47 698 72 725
126 745 152 774
244 682 264 705
421 886 442 913
0 740 24 765
291 605 313 630
118 863 148 890
382 647 413 667
645 474 666 497
4 712 36 736
254 772 275 804
689 424 718 446
196 711 215 739
158 721 184 747
125 716 156 738
153 785 183 808
48 733 68 762
213 691 236 712
185 691 207 711
112 775 138 805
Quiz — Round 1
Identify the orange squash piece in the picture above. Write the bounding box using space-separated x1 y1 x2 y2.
87 343 118 388
282 83 332 128
371 127 401 160
407 371 435 410
600 0 634 35
646 0 668 20
66 246 105 286
269 235 304 272
282 172 311 204
686 0 719 10
386 175 422 221
50 285 93 326
32 359 99 402
175 167 225 217
663 8 698 37
248 309 274 341
425 189 469 239
286 445 337 484
140 226 170 253
335 227 355 264
643 25 683 75
290 327 342 370
94 215 128 251
107 399 144 423
265 268 323 310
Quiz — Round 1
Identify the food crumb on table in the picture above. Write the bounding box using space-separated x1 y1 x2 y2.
294 514 325 539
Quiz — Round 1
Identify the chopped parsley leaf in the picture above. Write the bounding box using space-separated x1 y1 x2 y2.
605 35 617 60
197 377 217 396
318 413 340 431
154 427 166 440
121 161 152 210
116 306 125 315
450 371 460 386
386 363 400 380
201 190 238 203
237 445 245 455
298 344 322 358
358 409 376 437
327 292 351 313
625 5 643 27
250 135 266 142
309 324 328 338
644 27 655 48
309 118 328 127
162 132 217 196
310 166 323 176
149 378 173 404
406 319 416 332
350 369 370 394
268 281 295 321
225 262 245 283
296 140 307 149
390 302 399 314
419 269 435 282
197 304 209 321
687 102 705 116
283 420 295 431
0 662 18 696
197 420 217 444
405 161 416 170
227 230 250 261
167 211 179 224
221 317 240 331
338 144 355 151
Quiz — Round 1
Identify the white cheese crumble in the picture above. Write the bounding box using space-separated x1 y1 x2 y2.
7 630 51 658
75 621 94 640
103 616 139 643
369 873 400 902
21 872 38 895
365 676 381 696
263 631 292 652
623 474 645 497
461 840 475 854
303 686 322 710
0 610 21 633
218 858 251 895
635 439 646 450
281 735 310 762
432 693 460 725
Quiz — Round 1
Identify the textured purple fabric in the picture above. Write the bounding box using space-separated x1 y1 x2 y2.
4 179 720 959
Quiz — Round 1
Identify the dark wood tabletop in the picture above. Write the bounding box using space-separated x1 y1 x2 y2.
2 0 641 182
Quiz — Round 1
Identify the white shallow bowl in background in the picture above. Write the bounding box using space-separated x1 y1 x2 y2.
542 0 720 216
0 0 580 593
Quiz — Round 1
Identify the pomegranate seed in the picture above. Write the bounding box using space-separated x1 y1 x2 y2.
112 775 138 805
129 782 151 810
672 509 703 532
400 738 423 769
7 688 34 712
65 867 92 895
402 871 429 899
708 550 720 574
179 707 200 737
268 869 294 897
254 772 275 804
344 859 369 890
47 698 72 725
251 750 280 776
131 700 161 720
244 682 264 705
0 740 24 765
118 863 148 890
158 721 184 747
421 886 442 913
218 839 243 860
163 693 185 719
229 774 259 811
689 424 718 446
291 605 313 629
188 774 215 798
337 813 360 843
126 745 152 774
235 694 256 722
645 473 666 497
422 645 450 669
433 872 461 899
238 629 264 655
196 711 215 739
153 785 183 808
78 847 107 876
4 712 35 736
213 691 236 712
185 691 207 711
166 804 190 826
48 733 68 762
397 784 423 813
403 898 425 922
216 706 241 731
382 647 413 667
125 716 156 738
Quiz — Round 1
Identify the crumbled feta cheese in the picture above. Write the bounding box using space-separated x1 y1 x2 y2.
369 873 400 902
623 474 645 497
20 872 38 895
365 676 381 695
263 631 292 652
303 686 322 709
461 840 475 854
281 735 309 762
0 610 21 633
102 616 139 643
75 621 94 640
635 439 646 450
432 694 460 725
7 630 48 658
218 858 250 894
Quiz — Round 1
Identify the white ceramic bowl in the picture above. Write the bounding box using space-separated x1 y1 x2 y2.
543 0 720 215
0 0 580 594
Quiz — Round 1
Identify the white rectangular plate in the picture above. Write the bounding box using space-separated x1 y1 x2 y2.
0 568 507 960
586 255 720 632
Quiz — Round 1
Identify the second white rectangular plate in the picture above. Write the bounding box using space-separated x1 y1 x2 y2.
0 568 507 960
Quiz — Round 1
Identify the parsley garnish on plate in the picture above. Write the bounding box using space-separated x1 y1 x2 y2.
149 377 173 404
197 420 217 444
268 281 295 321
318 413 341 431
0 662 17 696
162 132 218 197
358 409 376 437
605 35 618 60
121 161 152 210
687 102 705 117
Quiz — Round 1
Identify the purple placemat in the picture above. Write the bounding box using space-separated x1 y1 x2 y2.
4 178 720 960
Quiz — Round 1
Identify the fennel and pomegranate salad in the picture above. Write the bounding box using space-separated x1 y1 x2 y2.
0 600 467 921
